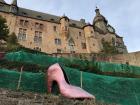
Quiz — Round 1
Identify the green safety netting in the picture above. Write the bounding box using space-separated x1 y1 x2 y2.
2 51 140 105
4 51 89 70
0 67 140 105
94 62 140 76
63 66 140 105
0 69 46 93
4 51 140 76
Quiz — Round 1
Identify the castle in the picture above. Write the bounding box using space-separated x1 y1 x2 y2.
0 0 127 54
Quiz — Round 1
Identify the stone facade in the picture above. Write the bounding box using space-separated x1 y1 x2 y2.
109 51 140 67
0 0 127 54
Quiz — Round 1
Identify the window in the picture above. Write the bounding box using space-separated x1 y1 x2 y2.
53 26 57 31
57 49 62 53
71 51 75 53
79 32 82 36
34 31 42 44
65 26 68 31
55 38 61 45
81 43 86 49
40 24 44 30
19 19 29 27
35 23 44 30
35 22 39 29
68 39 75 52
24 20 29 26
68 38 75 46
18 28 27 41
20 20 24 26
112 38 116 46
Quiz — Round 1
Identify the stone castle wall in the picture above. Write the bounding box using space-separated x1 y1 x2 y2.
52 51 140 67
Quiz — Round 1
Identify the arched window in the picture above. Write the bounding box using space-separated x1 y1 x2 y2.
68 38 75 53
112 38 116 46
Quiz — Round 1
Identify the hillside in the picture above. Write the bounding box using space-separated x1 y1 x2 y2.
0 88 115 105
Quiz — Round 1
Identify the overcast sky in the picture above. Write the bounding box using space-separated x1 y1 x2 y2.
5 0 140 52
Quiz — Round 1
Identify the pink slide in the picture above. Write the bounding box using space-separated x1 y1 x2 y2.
47 63 95 99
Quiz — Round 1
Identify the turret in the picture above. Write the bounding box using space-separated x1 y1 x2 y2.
83 23 95 38
9 0 18 14
93 7 108 34
59 14 69 38
83 23 97 53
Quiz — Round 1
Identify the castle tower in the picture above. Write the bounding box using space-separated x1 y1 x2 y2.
83 23 94 53
8 0 18 34
84 23 95 38
93 7 108 34
84 23 101 53
9 0 18 14
60 14 69 39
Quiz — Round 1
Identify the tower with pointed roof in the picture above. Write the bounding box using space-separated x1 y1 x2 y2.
9 0 18 14
11 0 17 6
60 14 69 39
93 7 108 34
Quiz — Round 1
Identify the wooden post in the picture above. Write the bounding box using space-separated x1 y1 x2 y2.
80 71 83 88
17 66 23 90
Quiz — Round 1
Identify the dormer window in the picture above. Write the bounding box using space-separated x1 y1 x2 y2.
72 23 76 26
37 15 42 19
22 12 27 16
50 18 54 21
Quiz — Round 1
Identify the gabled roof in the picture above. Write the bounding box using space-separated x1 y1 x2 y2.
18 7 86 28
0 2 86 28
